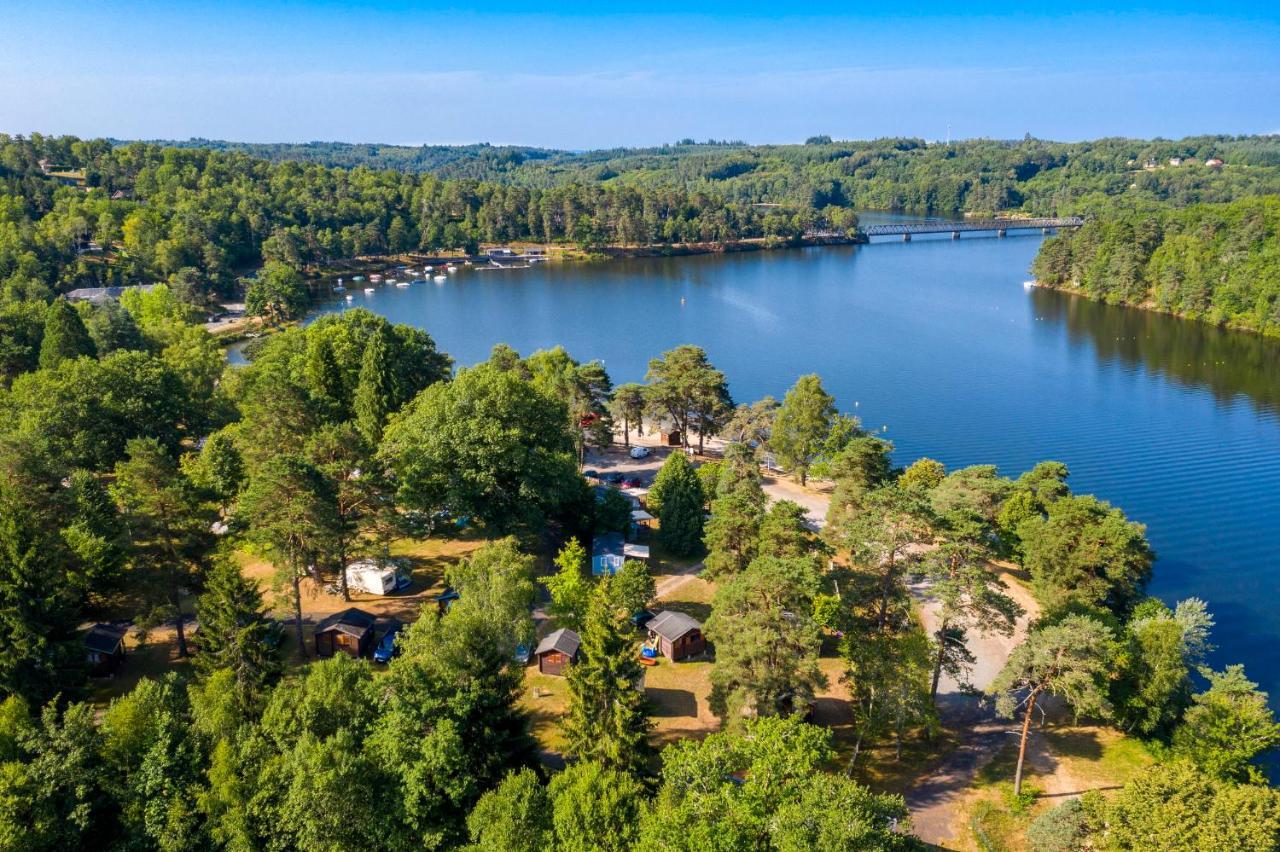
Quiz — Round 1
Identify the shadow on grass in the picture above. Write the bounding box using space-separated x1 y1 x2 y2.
659 601 712 622
647 687 698 718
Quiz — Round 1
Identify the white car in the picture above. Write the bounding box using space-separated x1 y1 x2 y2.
629 446 652 459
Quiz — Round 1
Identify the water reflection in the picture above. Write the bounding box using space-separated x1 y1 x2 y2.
1031 287 1280 417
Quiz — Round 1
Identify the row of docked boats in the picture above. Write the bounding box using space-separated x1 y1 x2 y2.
331 265 459 299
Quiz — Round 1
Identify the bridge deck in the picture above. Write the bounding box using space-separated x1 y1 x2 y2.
859 217 1083 237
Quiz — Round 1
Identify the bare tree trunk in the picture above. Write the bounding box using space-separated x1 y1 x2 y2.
847 732 865 775
622 417 630 448
878 558 894 631
292 572 307 659
1014 691 1039 795
338 534 351 602
930 622 948 701
173 594 189 658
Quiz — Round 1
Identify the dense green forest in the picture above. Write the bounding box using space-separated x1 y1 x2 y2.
1032 196 1280 335
0 282 1276 847
4 133 1280 313
156 134 1280 215
0 134 834 307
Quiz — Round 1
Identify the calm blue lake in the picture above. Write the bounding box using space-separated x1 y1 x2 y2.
297 223 1280 710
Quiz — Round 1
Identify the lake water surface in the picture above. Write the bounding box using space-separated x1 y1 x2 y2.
304 226 1280 709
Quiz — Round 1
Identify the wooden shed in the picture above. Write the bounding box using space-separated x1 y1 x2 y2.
647 610 706 661
534 628 580 676
314 607 376 658
663 429 682 447
84 623 128 676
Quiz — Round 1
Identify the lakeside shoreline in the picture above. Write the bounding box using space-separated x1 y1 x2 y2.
1031 279 1280 340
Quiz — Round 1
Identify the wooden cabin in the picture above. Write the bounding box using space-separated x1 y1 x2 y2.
663 429 682 446
84 623 128 676
534 628 580 676
647 610 706 661
314 608 376 658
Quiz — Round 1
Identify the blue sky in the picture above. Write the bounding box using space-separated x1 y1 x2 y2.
2 1 1278 148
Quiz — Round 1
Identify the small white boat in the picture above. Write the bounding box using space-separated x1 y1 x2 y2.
345 294 354 301
396 280 411 287
434 274 447 282
370 274 383 282
446 265 457 273
423 265 433 272
353 275 366 282
1022 280 1037 290
364 287 375 294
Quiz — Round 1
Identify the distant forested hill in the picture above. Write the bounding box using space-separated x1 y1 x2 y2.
138 134 1280 215
3 131 1280 314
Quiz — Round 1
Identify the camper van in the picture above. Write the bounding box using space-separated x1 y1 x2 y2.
344 560 398 596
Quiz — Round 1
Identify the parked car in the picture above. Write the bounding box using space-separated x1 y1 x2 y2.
629 446 651 459
603 472 625 484
620 476 643 488
373 624 403 663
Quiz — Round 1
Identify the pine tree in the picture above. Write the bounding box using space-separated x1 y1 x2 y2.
0 494 85 705
771 374 836 486
304 334 347 421
353 326 398 443
563 583 652 776
38 299 96 369
703 491 762 578
653 453 704 557
193 556 283 709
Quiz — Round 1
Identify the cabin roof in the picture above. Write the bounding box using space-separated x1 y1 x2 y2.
593 532 624 558
315 607 376 637
84 623 128 654
647 610 702 643
535 628 580 658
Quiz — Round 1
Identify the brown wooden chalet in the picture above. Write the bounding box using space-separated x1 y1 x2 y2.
534 628 580 676
314 608 376 658
646 610 706 661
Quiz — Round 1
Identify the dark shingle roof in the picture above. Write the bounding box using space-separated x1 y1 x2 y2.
315 608 376 638
647 610 702 643
535 628 580 658
84 623 128 654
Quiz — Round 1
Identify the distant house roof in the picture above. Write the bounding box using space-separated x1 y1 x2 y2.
84 623 128 654
315 608 376 638
535 628 580 658
64 284 157 304
647 610 702 643
631 509 655 522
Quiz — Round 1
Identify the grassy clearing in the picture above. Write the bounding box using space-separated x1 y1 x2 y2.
956 725 1154 851
90 533 487 705
520 669 571 755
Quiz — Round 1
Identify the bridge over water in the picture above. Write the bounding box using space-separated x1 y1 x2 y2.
857 216 1083 241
